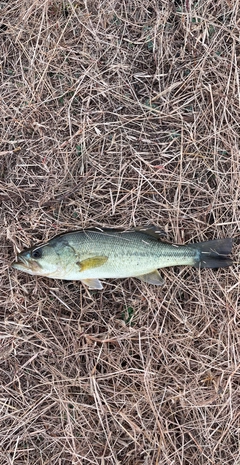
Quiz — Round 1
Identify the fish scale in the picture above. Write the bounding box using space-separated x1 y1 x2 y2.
12 227 233 290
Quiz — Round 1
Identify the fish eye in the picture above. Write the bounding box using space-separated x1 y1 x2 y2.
31 248 43 259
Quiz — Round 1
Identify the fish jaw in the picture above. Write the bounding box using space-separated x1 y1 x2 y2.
12 254 43 275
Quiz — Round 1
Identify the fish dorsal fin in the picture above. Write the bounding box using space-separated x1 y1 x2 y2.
84 227 124 234
134 225 167 241
76 256 108 272
48 225 167 244
83 225 166 238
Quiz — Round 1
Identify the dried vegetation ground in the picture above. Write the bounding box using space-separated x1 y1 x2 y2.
0 0 240 464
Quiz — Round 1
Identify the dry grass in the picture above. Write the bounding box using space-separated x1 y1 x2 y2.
0 0 240 463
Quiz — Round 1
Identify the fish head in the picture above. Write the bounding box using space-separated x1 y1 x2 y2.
12 243 61 277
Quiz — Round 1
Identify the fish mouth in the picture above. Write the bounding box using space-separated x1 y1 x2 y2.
12 256 42 273
12 256 31 271
18 256 28 265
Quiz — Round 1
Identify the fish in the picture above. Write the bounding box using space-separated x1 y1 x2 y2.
12 226 233 290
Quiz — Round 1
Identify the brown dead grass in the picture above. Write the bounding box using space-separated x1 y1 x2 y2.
0 0 240 464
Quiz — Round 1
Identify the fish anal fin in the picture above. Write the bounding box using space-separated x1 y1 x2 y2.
76 256 108 272
137 270 165 286
81 278 103 290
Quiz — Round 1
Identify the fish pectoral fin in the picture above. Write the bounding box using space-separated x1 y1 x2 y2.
137 270 165 286
76 255 108 272
81 278 103 290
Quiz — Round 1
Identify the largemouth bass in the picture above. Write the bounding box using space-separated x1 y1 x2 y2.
12 226 233 289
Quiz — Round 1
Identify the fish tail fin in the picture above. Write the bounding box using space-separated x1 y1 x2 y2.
190 238 233 269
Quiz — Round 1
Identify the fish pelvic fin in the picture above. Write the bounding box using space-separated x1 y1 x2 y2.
81 278 103 290
77 256 108 272
190 238 233 269
137 270 165 286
